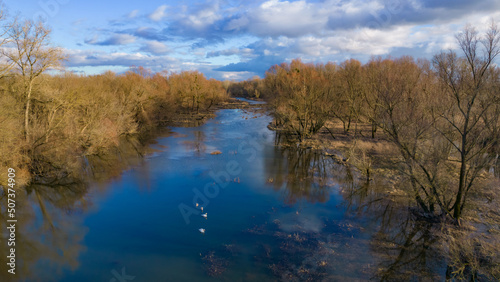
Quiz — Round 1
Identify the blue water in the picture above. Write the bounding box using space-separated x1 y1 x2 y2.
4 101 445 281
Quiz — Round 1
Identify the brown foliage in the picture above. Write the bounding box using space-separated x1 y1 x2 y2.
265 59 333 141
0 40 228 186
261 24 500 223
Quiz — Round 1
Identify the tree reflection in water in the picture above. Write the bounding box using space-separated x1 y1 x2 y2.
0 128 495 281
0 183 89 281
341 159 500 280
257 140 374 280
265 134 334 205
259 135 450 280
181 130 206 156
340 174 445 281
0 134 153 281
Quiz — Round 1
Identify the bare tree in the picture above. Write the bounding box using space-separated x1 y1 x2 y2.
266 59 331 141
365 23 500 222
0 6 16 77
432 21 500 219
363 57 385 138
333 59 364 134
2 19 66 142
366 56 444 215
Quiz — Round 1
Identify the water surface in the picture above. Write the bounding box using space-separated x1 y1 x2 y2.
1 100 446 281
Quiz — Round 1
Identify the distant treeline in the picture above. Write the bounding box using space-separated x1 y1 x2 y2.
0 16 228 186
229 23 500 223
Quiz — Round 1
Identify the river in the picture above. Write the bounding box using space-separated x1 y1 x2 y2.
1 99 446 281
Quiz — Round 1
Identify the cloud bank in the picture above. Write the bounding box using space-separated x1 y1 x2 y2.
65 0 500 80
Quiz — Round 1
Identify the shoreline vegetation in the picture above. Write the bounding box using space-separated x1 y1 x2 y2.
0 10 499 280
238 22 500 218
0 59 260 186
0 12 263 188
231 24 500 280
0 17 237 187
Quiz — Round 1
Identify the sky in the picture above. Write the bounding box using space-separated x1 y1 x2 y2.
3 0 500 80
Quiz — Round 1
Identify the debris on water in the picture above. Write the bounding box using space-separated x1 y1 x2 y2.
222 244 240 256
201 251 229 277
247 213 342 281
245 224 267 235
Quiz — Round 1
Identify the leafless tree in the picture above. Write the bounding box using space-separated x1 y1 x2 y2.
333 59 364 134
266 59 332 141
0 6 16 77
1 19 66 142
432 21 500 219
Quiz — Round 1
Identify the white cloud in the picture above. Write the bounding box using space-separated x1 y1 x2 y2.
221 71 253 80
70 0 500 79
149 5 168 21
66 49 178 71
206 47 254 58
128 9 139 19
222 0 386 38
225 16 249 32
141 41 170 54
86 34 137 46
248 0 328 37
180 3 222 31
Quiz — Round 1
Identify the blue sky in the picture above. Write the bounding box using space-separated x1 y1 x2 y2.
4 0 500 80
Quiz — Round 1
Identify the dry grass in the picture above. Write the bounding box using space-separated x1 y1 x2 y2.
300 119 398 173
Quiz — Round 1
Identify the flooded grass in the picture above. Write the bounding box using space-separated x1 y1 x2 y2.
201 251 229 277
200 244 241 277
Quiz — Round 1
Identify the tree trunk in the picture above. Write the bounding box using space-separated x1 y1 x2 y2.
371 121 377 138
453 150 467 219
453 122 468 219
24 80 33 142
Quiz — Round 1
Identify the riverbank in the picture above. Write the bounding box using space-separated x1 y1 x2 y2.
0 71 230 187
2 100 498 281
268 118 400 181
266 116 500 280
2 97 267 187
